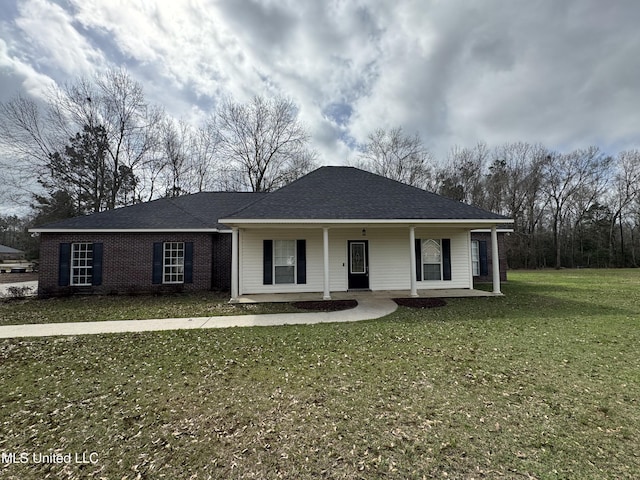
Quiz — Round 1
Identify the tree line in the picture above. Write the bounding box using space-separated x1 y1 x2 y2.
1 69 638 269
355 131 640 269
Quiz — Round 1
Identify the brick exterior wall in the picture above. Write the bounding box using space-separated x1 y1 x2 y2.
211 233 232 291
38 232 226 296
470 232 508 283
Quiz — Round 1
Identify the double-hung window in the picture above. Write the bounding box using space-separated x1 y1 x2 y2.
422 239 442 281
274 240 296 284
71 243 93 286
163 242 185 284
263 239 305 285
471 240 480 276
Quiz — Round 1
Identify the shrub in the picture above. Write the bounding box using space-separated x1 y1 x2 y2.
4 285 33 299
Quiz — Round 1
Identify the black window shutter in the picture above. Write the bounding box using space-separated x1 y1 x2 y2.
184 242 194 284
92 243 103 286
414 238 422 281
58 243 71 286
263 240 273 285
296 239 306 284
442 239 452 281
479 240 488 276
152 242 163 284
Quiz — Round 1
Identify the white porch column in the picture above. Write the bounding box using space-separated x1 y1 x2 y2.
491 225 501 294
409 226 418 297
230 227 239 302
323 227 331 300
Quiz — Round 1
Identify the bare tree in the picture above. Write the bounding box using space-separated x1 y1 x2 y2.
356 127 434 189
0 68 162 212
0 94 56 164
213 96 316 192
54 69 163 207
607 150 640 264
487 142 549 268
542 147 612 268
630 195 640 266
437 143 490 206
154 117 193 197
0 95 59 207
190 122 222 192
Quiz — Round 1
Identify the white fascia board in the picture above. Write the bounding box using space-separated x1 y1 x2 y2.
470 228 515 233
29 228 222 234
219 218 514 226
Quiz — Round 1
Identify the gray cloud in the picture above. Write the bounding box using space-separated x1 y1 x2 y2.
0 0 639 170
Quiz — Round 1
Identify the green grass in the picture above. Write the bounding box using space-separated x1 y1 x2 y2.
0 292 304 325
1 269 639 479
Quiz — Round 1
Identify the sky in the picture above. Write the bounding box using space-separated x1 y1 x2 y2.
1 0 639 212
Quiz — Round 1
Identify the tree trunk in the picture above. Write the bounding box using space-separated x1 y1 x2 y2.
619 216 625 266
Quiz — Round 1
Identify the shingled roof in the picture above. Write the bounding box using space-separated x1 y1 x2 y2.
32 167 510 232
32 192 265 231
223 166 509 221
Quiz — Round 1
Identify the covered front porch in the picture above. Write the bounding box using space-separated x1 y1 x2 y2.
228 222 505 302
234 287 501 304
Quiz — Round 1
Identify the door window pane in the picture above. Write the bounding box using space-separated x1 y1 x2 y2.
350 242 366 274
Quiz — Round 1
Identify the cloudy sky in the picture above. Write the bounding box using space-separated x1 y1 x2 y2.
1 0 639 171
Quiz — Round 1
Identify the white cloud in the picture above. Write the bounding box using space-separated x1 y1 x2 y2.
0 38 56 101
14 0 105 76
1 0 639 169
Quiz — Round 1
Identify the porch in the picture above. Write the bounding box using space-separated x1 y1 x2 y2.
234 288 501 304
229 224 505 302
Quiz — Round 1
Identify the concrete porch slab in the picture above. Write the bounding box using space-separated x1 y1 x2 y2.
235 288 500 304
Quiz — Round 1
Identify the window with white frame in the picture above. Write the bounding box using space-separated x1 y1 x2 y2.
274 240 296 284
71 242 93 286
163 242 185 284
471 240 480 276
422 239 442 281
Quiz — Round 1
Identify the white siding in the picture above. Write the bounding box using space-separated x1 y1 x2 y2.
239 227 473 294
368 229 412 290
415 228 471 289
240 229 324 294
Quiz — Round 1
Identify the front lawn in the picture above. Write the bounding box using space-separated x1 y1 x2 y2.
1 269 639 479
0 292 304 325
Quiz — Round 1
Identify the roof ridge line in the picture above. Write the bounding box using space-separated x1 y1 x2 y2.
169 191 261 226
219 191 271 219
166 196 212 227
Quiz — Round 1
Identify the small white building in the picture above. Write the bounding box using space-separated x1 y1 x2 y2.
0 244 26 262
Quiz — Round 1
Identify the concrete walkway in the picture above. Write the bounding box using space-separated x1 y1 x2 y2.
0 296 398 339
